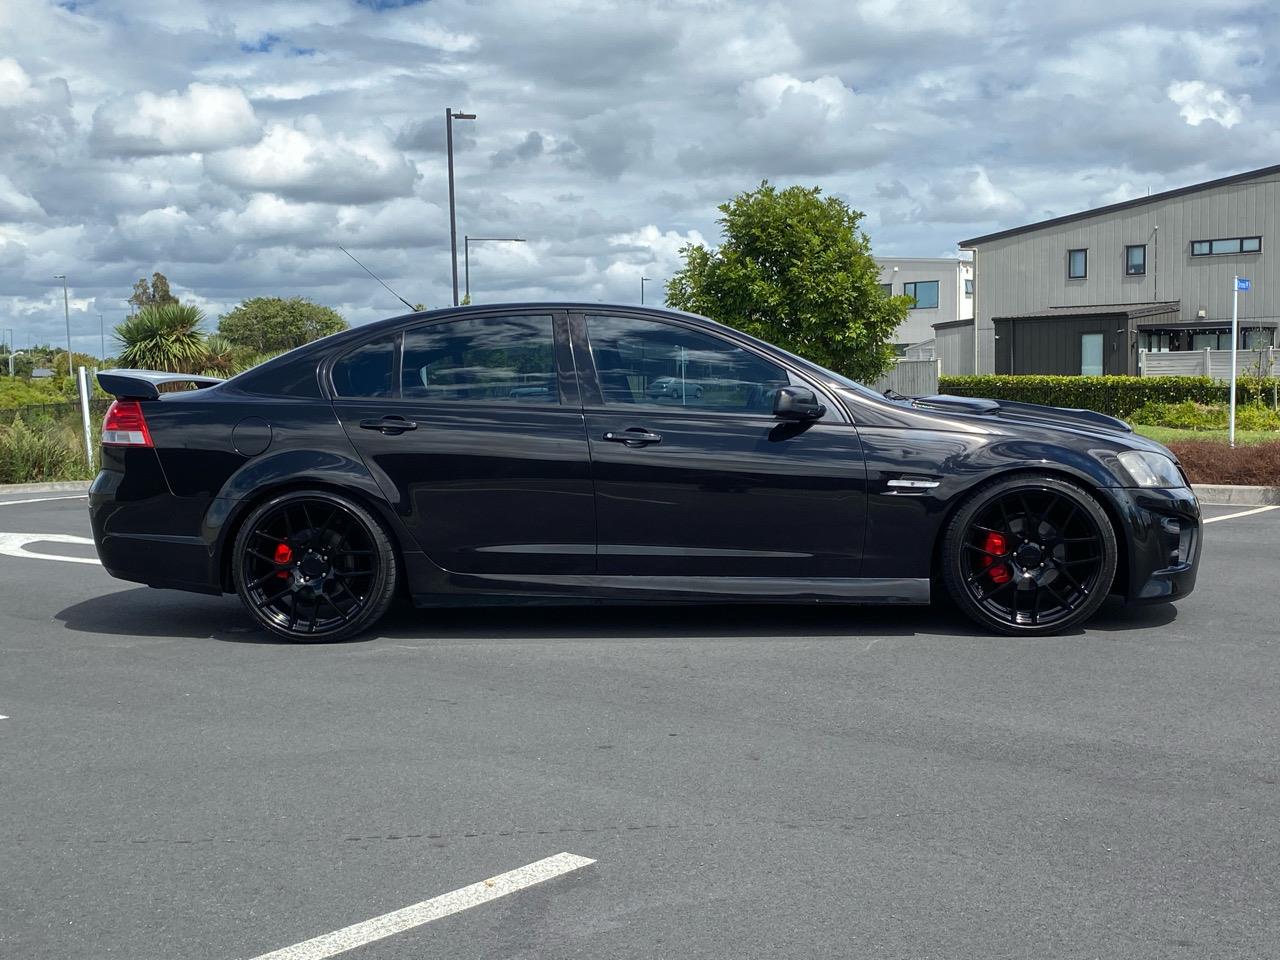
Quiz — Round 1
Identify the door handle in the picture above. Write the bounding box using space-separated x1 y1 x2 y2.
603 428 662 447
359 416 418 435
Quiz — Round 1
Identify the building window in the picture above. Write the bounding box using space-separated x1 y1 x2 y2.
1191 236 1262 257
1067 248 1087 279
1125 244 1146 276
903 280 939 309
1139 331 1170 352
1080 333 1104 375
964 278 973 297
879 282 892 296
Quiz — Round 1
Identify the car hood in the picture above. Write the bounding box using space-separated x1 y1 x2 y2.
911 394 1132 434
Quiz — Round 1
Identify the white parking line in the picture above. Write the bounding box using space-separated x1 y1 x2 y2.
0 494 88 506
0 532 101 565
1203 505 1280 524
246 851 596 960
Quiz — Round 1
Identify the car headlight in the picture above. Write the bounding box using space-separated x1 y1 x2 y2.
1116 450 1184 488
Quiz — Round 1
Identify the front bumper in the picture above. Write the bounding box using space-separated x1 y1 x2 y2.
1108 485 1201 604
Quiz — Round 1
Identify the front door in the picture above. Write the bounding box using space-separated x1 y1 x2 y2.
331 312 595 575
575 312 867 578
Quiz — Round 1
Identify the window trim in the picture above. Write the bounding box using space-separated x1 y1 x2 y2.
1125 244 1146 276
1067 248 1088 280
902 280 940 310
1190 235 1263 257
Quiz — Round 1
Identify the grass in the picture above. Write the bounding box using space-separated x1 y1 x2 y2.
1134 424 1280 446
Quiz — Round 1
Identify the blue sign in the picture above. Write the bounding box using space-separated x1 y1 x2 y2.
1236 277 1251 291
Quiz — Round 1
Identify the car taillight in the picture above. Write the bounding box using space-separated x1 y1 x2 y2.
102 399 153 447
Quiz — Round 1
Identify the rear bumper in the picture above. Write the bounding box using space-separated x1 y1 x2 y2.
1110 486 1201 605
89 459 222 595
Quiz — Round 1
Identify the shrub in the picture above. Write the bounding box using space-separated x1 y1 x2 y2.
1168 440 1280 485
0 416 87 484
1129 401 1280 432
939 375 1280 419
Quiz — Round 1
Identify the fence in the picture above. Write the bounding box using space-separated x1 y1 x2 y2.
1140 347 1279 379
0 398 111 426
870 358 941 397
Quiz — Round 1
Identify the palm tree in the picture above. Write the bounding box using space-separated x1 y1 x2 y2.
114 303 208 373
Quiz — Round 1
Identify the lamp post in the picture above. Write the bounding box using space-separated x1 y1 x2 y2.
641 276 655 305
446 107 477 306
54 274 71 376
98 313 105 364
464 236 526 303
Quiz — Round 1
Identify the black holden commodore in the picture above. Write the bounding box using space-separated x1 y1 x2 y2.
89 303 1200 642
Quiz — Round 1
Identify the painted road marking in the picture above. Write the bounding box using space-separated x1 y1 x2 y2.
246 852 595 960
0 494 88 506
1203 505 1280 524
0 532 101 565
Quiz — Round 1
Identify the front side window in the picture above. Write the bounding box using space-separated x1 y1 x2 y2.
586 315 789 413
401 315 558 403
1068 248 1087 279
332 335 397 398
1126 244 1146 276
903 280 939 309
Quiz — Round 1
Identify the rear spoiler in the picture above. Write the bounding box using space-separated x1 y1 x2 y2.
96 369 224 400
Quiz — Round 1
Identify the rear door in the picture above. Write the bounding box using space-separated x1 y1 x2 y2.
330 311 595 575
574 312 868 578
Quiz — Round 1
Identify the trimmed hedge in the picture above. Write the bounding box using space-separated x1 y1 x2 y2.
938 375 1280 419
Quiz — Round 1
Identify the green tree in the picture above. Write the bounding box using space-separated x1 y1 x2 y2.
217 297 348 354
129 272 180 311
114 303 208 373
665 181 909 384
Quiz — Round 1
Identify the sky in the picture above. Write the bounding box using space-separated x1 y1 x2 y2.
1 0 1278 354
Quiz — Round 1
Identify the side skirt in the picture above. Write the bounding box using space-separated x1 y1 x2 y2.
412 573 931 607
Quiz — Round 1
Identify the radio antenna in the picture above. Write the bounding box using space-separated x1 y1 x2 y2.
338 245 416 311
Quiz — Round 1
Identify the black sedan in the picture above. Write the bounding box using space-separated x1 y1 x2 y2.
89 303 1200 642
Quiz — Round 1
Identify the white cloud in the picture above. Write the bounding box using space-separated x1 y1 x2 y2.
204 119 419 204
91 82 261 155
1167 80 1248 128
0 57 36 107
0 174 45 221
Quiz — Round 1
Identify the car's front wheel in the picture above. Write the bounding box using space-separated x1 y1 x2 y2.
940 474 1117 635
231 489 398 642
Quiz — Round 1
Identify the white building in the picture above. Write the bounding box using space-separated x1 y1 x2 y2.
876 257 974 351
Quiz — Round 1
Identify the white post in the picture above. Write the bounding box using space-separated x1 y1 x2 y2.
1202 347 1212 375
77 364 94 471
1229 277 1239 447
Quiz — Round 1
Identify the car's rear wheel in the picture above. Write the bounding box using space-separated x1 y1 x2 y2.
231 489 398 642
941 474 1117 635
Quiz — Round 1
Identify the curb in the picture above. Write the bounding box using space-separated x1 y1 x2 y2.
0 480 92 496
1193 484 1280 506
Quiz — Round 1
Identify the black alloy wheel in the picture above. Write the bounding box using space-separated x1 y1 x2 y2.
941 474 1118 635
231 490 398 642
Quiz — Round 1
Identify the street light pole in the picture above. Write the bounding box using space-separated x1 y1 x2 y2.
464 236 526 303
641 276 654 305
98 313 105 364
446 107 477 307
54 274 71 376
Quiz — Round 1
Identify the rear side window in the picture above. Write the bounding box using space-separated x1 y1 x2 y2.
332 335 396 398
401 315 558 404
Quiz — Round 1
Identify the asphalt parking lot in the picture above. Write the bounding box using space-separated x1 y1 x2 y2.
1 492 1278 959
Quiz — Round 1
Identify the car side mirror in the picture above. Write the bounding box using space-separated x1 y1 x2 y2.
773 385 825 421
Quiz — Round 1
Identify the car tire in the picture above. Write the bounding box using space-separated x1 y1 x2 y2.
940 473 1117 636
231 489 399 642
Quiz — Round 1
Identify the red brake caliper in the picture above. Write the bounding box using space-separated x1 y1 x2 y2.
274 543 293 578
980 532 1011 584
